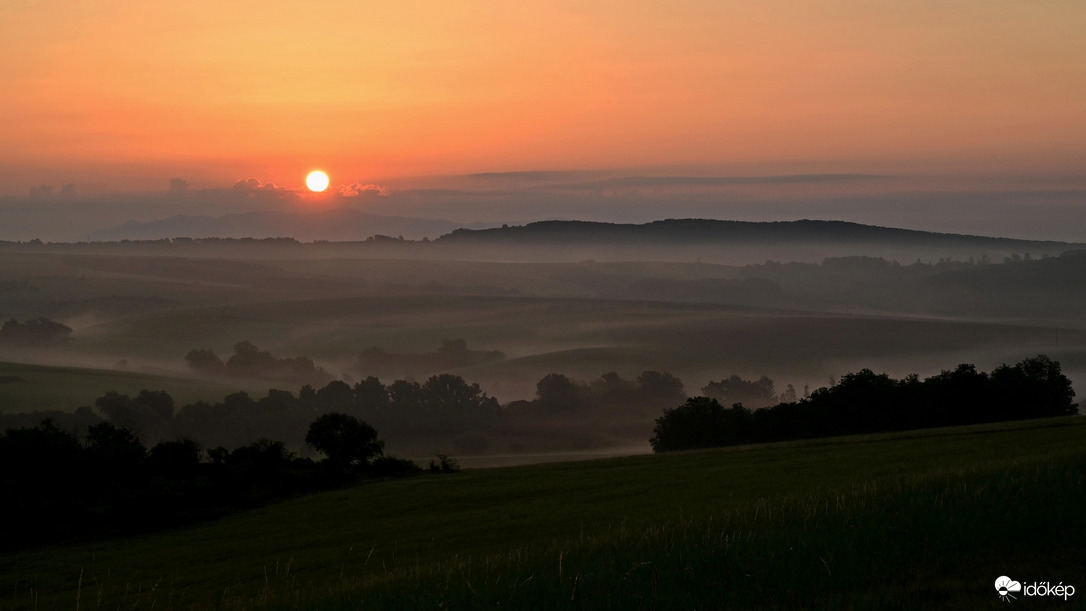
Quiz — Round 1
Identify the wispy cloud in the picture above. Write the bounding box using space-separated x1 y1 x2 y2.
232 177 286 191
575 174 893 188
466 171 597 183
337 182 389 197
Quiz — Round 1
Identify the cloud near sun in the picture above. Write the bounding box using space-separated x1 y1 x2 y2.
232 178 287 192
338 183 389 197
231 177 387 198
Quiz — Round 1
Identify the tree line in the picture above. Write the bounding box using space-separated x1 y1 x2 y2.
650 355 1078 452
3 354 1076 547
3 368 688 455
185 340 333 386
0 317 72 346
0 412 420 551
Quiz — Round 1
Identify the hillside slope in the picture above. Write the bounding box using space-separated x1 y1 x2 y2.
3 417 1083 609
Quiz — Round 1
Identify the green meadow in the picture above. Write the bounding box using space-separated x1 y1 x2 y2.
4 417 1084 610
0 362 240 415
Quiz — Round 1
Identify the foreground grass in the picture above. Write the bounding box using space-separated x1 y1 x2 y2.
3 418 1085 609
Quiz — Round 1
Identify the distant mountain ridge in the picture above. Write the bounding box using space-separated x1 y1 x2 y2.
84 208 493 242
79 216 1084 264
437 219 1078 248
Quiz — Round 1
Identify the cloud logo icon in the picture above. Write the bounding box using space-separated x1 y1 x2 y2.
995 576 1022 601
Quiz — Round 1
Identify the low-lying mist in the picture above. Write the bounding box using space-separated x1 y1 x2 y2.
1 225 1083 458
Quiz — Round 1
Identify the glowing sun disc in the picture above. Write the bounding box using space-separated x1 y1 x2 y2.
306 170 330 192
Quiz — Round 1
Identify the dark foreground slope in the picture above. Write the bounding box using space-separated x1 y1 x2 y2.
3 417 1083 610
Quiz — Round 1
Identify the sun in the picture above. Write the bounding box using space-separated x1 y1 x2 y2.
306 170 330 192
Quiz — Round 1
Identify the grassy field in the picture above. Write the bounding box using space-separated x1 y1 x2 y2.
0 361 241 415
3 417 1084 609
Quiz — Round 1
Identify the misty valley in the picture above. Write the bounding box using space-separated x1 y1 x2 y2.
7 1 1085 604
2 219 1084 608
3 221 1086 453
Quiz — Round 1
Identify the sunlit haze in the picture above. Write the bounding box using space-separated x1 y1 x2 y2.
1 1 1085 239
2 3 1086 602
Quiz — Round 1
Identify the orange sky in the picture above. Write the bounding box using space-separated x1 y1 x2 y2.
2 0 1084 194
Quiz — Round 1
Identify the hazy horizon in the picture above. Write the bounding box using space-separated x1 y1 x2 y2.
4 3 1084 602
4 1 1086 244
4 169 1086 244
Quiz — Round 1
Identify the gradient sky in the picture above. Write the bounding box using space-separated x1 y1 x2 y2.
2 0 1084 195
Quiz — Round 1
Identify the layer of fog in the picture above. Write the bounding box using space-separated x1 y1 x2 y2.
4 171 1086 243
3 234 1085 456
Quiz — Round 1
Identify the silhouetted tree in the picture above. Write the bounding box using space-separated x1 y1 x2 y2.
387 379 423 416
299 384 318 409
217 341 331 385
258 388 300 411
305 413 384 469
135 389 175 421
919 364 989 426
228 438 296 471
227 438 299 489
536 373 588 411
420 374 499 423
0 418 82 482
85 421 146 481
590 372 636 410
990 355 1077 419
808 369 897 434
148 438 202 479
779 384 798 404
94 390 174 443
370 455 422 477
316 380 355 414
650 397 730 452
703 375 777 409
184 348 225 374
226 341 277 376
173 400 224 441
221 391 255 411
636 370 687 406
428 454 460 473
353 376 389 413
0 317 72 345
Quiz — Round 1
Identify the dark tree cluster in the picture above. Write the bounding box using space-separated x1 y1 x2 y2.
2 367 687 460
651 355 1077 452
7 373 501 452
0 317 72 346
0 413 413 551
702 375 782 409
505 370 686 420
185 340 333 386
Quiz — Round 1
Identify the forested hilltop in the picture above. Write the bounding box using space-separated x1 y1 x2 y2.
438 218 1076 249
